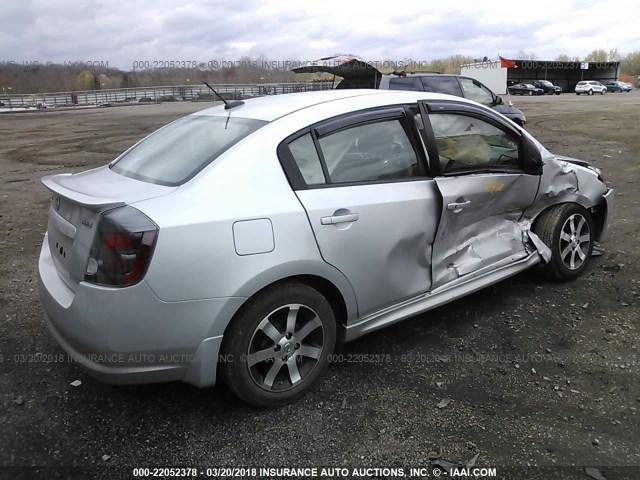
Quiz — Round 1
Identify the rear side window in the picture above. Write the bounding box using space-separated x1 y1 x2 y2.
288 134 326 185
389 77 423 91
111 115 267 186
318 119 420 183
421 76 462 97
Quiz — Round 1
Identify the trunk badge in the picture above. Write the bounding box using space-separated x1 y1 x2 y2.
82 219 93 228
54 195 60 211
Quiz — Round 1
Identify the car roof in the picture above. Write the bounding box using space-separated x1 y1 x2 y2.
193 89 476 122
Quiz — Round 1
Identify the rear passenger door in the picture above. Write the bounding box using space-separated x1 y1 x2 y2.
278 107 441 317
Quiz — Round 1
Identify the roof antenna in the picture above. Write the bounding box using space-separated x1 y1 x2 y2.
203 81 244 110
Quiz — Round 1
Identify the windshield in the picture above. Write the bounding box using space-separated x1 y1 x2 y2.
110 115 267 186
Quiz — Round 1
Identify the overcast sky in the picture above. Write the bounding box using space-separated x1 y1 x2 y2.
1 0 636 70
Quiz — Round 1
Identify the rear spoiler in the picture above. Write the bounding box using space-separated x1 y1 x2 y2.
42 174 126 211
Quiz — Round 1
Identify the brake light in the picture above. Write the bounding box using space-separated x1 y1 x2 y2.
85 206 158 287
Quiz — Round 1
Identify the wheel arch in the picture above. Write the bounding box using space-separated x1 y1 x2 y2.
531 198 607 241
220 266 356 342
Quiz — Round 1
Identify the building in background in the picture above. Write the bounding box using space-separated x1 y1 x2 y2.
460 60 507 94
461 59 621 94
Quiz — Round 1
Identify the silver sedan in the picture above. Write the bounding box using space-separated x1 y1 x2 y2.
38 90 614 406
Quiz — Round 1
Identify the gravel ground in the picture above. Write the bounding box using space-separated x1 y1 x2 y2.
0 94 639 480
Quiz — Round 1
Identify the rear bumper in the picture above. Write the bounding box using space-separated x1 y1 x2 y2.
38 234 245 387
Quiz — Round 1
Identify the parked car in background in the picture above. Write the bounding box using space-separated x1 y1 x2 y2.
38 89 613 407
604 81 632 93
533 80 562 95
618 82 632 92
508 83 545 96
292 56 528 126
575 81 607 95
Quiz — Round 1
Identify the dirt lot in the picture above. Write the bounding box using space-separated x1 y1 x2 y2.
1 94 639 480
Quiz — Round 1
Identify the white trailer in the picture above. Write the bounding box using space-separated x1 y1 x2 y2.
461 60 508 94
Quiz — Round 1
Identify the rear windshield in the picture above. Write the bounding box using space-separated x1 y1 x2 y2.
110 115 267 186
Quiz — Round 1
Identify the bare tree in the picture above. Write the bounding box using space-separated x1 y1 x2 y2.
621 51 640 76
608 48 623 62
515 50 537 60
584 49 608 62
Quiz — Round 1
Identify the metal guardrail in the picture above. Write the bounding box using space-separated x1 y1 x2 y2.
0 81 335 108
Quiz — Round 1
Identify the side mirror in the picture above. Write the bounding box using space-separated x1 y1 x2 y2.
522 136 543 175
495 96 504 105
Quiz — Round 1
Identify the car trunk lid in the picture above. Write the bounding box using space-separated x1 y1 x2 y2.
42 166 175 291
292 56 382 89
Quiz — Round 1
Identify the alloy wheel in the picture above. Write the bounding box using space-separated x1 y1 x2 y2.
247 303 324 392
559 213 591 270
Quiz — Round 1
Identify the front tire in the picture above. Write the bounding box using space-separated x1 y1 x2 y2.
601 89 606 95
533 204 595 281
220 282 336 407
588 89 594 95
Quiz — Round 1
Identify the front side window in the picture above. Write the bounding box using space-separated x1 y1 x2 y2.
111 115 267 186
458 78 495 106
429 113 520 173
318 119 420 183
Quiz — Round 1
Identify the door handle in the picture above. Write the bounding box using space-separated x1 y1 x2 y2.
321 213 360 225
447 200 471 211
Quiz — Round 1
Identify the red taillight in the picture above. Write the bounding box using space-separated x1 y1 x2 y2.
103 232 134 250
85 206 158 287
124 231 156 285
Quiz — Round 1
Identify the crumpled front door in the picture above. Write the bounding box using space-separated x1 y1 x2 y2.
431 173 540 290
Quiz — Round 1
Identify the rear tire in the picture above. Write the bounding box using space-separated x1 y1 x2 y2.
588 89 593 95
220 282 336 407
533 204 594 281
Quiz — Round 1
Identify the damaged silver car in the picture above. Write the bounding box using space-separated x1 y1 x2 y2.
38 90 613 407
